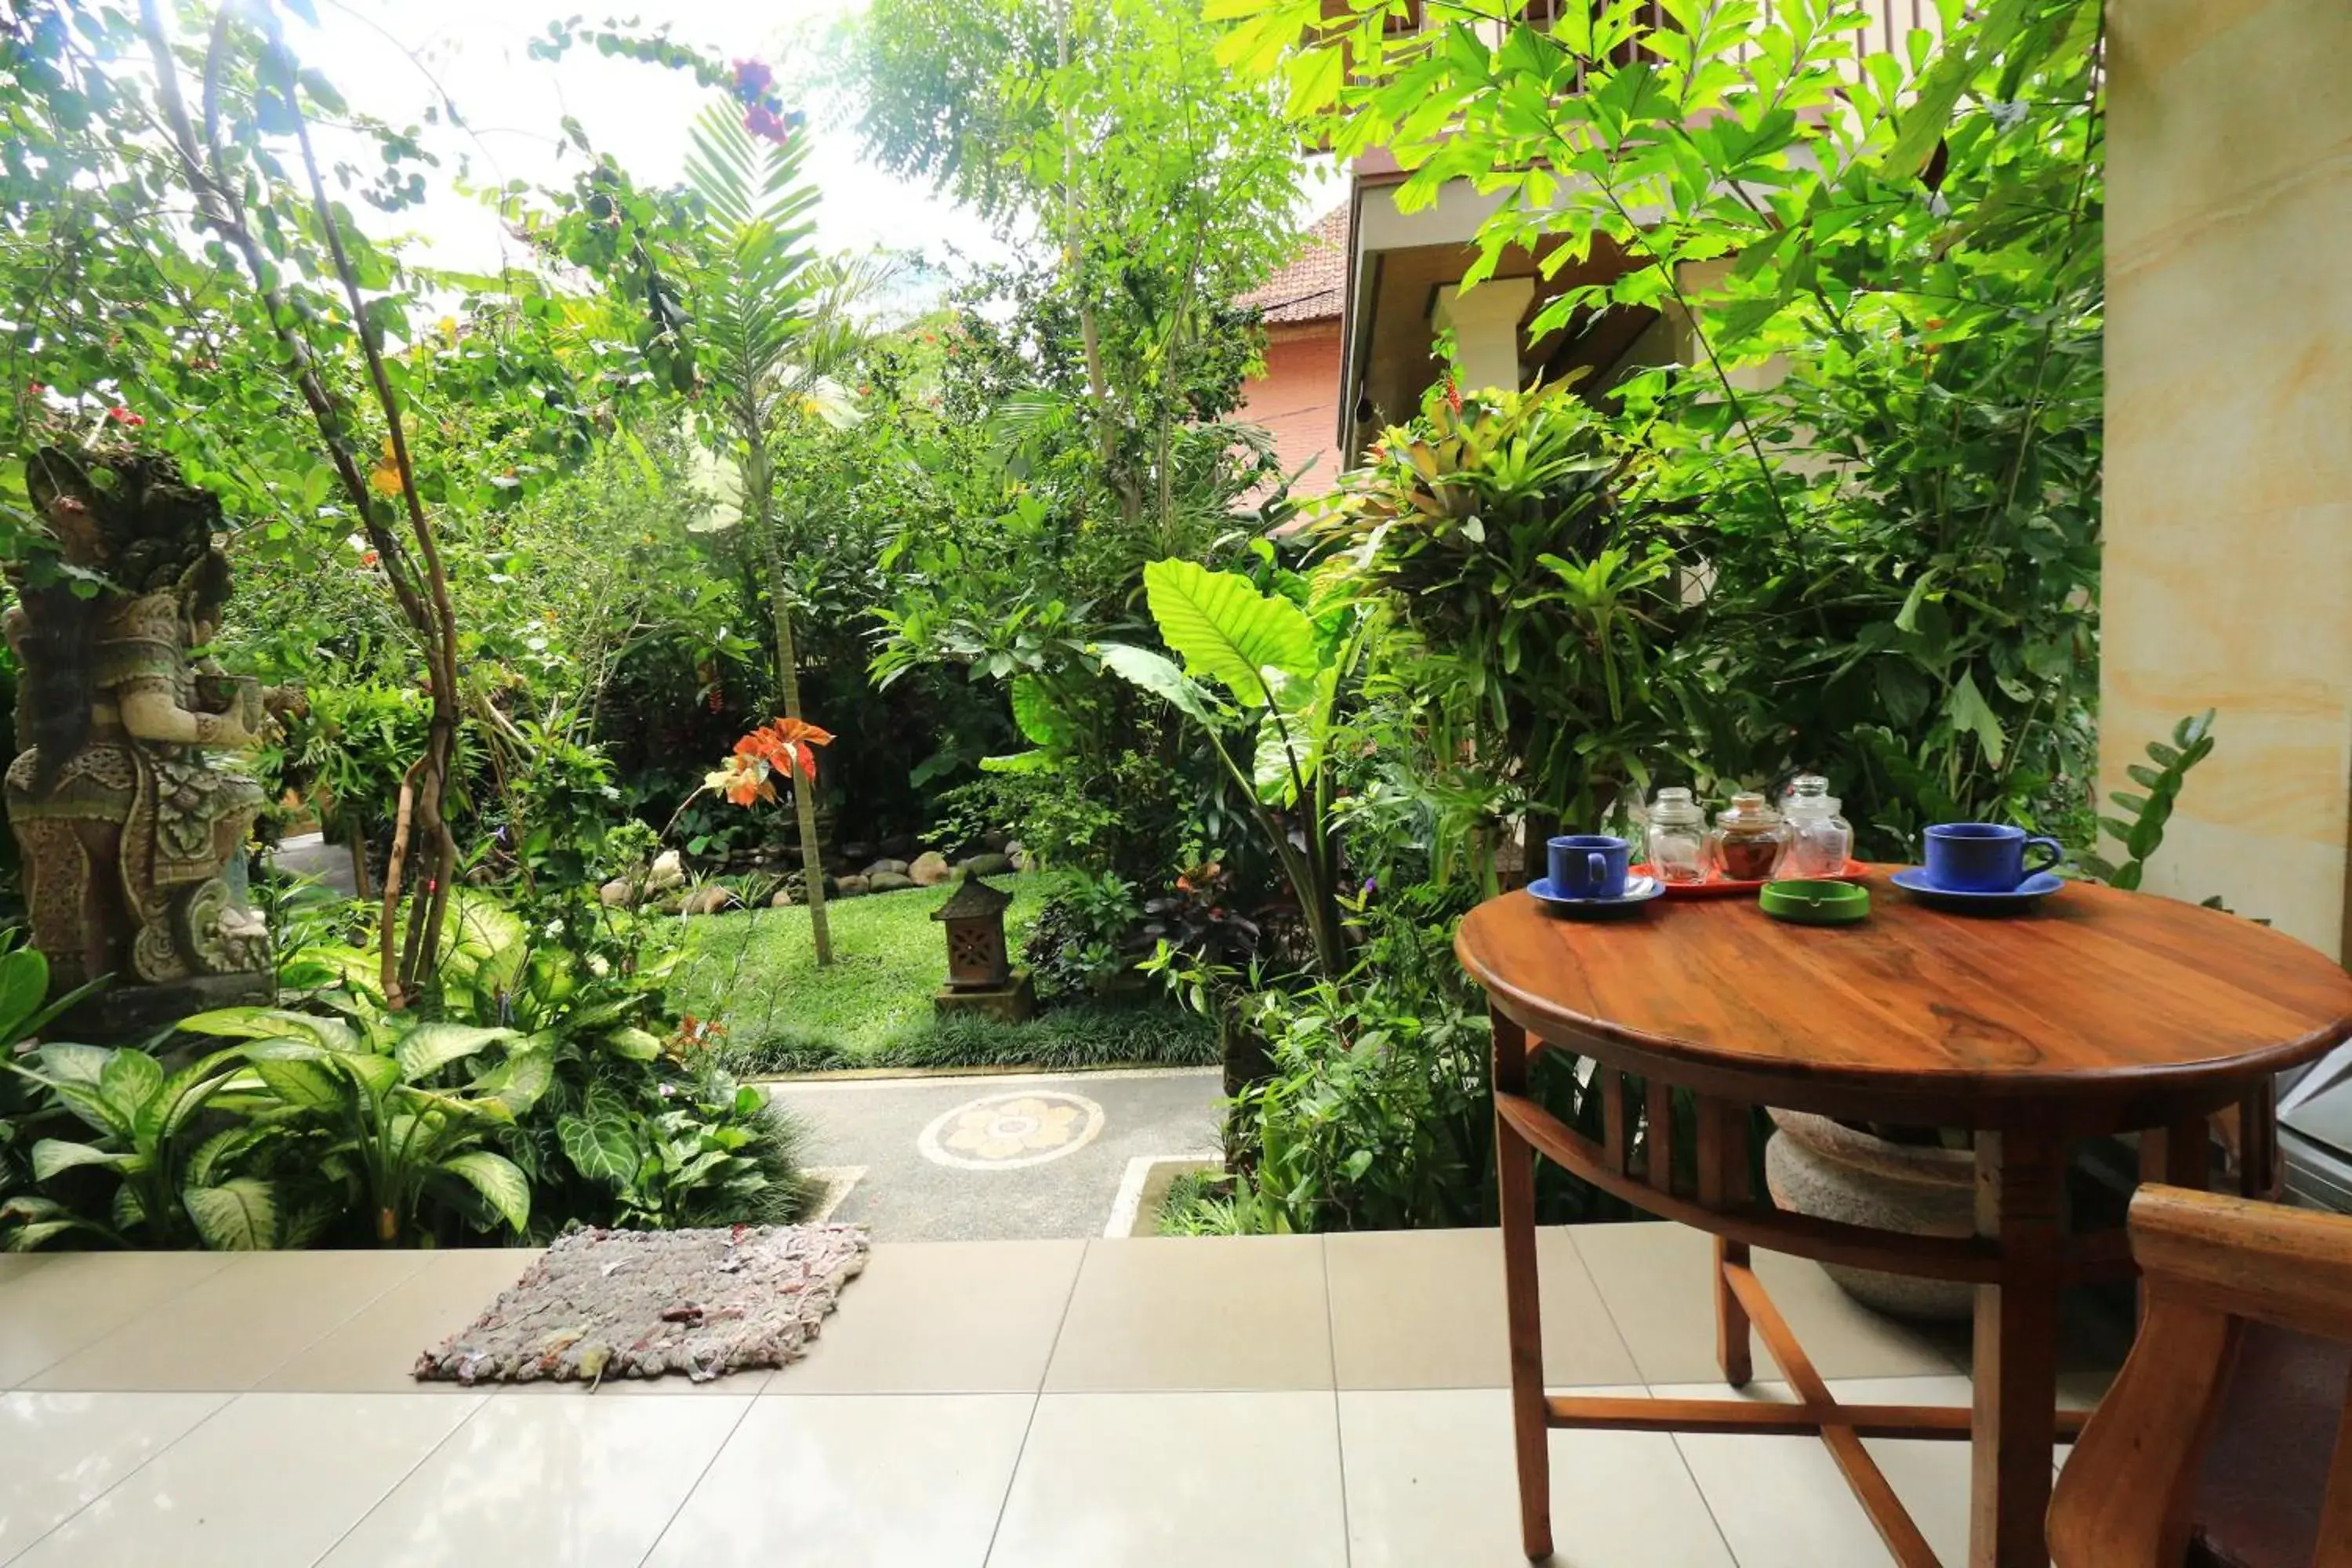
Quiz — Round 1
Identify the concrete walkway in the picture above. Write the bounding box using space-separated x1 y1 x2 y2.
764 1067 1223 1242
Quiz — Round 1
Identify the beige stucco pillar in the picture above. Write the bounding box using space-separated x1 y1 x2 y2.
1433 278 1534 396
2104 1 2352 956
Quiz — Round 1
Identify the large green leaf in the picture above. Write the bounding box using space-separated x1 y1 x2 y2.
393 1023 519 1083
30 1138 132 1181
1251 664 1338 806
471 1049 554 1119
441 1151 531 1235
559 1112 641 1185
183 1179 278 1250
1141 559 1319 708
252 1056 345 1112
35 1042 112 1087
1094 643 1216 727
0 947 49 1043
176 1007 359 1054
601 1027 663 1063
99 1048 165 1126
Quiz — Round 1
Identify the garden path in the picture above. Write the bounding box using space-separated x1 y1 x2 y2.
763 1066 1222 1241
266 832 358 897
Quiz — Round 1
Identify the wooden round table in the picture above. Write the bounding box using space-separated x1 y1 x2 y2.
1455 869 2352 1568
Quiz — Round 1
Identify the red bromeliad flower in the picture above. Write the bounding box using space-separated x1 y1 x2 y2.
107 405 144 426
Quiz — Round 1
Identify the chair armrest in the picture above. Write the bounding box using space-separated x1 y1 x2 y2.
2130 1185 2352 1343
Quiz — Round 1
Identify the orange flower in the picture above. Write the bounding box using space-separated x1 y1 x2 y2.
704 754 775 808
734 717 833 781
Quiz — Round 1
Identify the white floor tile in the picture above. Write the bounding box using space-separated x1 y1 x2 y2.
646 1394 1032 1566
1341 1387 1736 1568
988 1392 1347 1567
0 1392 225 1560
11 1392 479 1568
318 1393 750 1567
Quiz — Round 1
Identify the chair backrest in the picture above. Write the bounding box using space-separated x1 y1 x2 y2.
2049 1185 2352 1568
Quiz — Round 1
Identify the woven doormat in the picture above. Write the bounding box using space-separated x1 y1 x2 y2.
413 1224 869 1387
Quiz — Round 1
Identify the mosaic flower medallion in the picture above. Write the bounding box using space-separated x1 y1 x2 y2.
917 1089 1106 1171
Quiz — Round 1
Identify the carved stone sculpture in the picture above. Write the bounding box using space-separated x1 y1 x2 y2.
5 446 277 1011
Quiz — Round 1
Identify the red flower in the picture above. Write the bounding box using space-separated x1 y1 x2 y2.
25 380 45 395
731 58 774 100
107 405 143 427
358 550 379 568
734 716 833 781
1444 379 1463 416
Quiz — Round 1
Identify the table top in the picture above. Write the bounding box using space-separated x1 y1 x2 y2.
1457 868 2352 1125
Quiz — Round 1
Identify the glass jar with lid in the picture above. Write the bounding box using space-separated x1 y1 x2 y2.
1780 774 1854 878
1644 787 1710 884
1708 791 1792 882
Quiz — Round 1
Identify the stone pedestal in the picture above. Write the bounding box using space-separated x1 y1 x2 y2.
57 970 273 1044
933 970 1036 1024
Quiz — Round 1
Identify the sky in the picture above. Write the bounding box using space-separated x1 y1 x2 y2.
289 0 1022 311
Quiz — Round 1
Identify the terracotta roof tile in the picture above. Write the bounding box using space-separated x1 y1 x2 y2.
1236 205 1348 324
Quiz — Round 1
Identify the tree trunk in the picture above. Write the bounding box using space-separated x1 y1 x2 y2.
745 437 832 966
771 594 833 966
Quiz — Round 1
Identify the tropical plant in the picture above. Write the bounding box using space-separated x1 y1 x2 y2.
2083 712 2217 891
177 1005 539 1246
1316 380 1691 851
4 1036 323 1250
1223 0 2109 851
1094 558 1368 978
280 681 431 899
552 1069 807 1230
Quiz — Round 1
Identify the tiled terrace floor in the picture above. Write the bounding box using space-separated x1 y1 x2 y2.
0 1224 2114 1566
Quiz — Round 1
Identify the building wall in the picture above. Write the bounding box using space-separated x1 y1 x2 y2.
2104 0 2352 956
1240 321 1345 496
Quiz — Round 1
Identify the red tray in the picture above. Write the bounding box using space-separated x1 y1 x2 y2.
1632 860 1871 898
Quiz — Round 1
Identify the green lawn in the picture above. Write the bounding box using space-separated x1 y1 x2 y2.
670 873 1217 1074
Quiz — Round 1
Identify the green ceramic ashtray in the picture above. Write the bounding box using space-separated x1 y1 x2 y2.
1759 878 1871 925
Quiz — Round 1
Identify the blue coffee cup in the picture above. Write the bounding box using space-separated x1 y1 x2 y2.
1548 834 1631 899
1922 822 2063 893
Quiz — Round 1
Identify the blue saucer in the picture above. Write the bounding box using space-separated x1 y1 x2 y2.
1889 868 2066 911
1527 874 1664 916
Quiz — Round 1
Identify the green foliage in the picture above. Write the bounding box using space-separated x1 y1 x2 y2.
2082 713 2216 891
178 1005 538 1245
1223 0 2106 855
1098 561 1364 976
1022 870 1147 1001
1318 383 1689 841
722 1003 1218 1077
1201 903 1632 1233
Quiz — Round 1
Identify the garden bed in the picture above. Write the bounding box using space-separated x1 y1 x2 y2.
670 875 1216 1074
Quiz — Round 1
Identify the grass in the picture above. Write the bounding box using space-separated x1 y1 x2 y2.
670 873 1218 1075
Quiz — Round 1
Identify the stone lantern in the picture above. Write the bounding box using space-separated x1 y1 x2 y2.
931 873 1034 1021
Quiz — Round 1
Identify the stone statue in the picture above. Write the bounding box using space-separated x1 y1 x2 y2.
5 446 280 1011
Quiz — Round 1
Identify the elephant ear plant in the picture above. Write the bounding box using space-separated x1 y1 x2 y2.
1096 558 1370 981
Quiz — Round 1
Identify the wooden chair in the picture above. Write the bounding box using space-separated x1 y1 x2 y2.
2049 1185 2352 1568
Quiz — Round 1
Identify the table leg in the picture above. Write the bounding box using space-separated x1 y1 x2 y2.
2239 1078 2278 1198
1491 1007 1552 1561
1697 1098 1752 1387
1969 1129 2065 1568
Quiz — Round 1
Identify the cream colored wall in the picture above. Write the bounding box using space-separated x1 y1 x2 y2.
2104 0 2352 957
